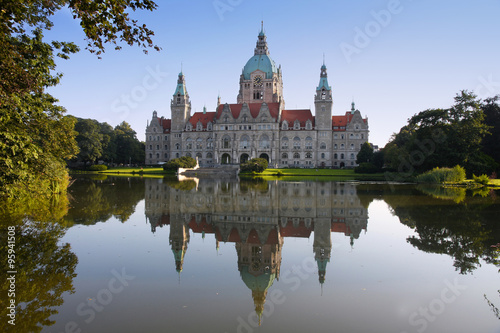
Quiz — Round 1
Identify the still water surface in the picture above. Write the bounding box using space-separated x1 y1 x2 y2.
3 176 500 333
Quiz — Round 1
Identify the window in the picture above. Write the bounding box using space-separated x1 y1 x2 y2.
207 122 212 131
156 145 159 150
164 145 168 150
293 152 300 159
334 144 337 149
242 115 248 123
350 143 354 150
175 143 180 150
206 152 213 159
282 153 288 159
306 152 312 159
340 144 345 149
341 153 344 159
293 137 300 149
351 153 355 159
196 152 202 159
164 136 168 141
222 135 231 149
240 135 249 149
196 138 203 150
281 137 289 149
320 142 326 149
282 121 288 130
294 120 300 130
207 138 213 149
305 120 312 130
260 134 270 149
334 153 338 159
149 145 152 150
305 137 313 150
321 153 325 159
186 138 192 150
197 122 202 131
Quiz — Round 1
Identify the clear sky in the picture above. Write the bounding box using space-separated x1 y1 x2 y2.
45 0 500 146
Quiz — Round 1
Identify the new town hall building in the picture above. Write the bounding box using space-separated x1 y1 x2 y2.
145 27 369 168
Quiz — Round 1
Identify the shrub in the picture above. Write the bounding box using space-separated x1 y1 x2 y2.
473 174 490 186
354 162 379 174
163 157 197 171
415 165 466 184
241 158 268 173
88 164 108 171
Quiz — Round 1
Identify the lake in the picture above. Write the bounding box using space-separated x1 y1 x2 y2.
2 176 499 333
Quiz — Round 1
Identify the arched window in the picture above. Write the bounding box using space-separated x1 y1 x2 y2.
260 134 270 149
206 152 213 159
207 138 213 149
197 121 203 131
320 142 326 149
340 144 345 149
186 153 192 157
306 152 312 159
282 121 288 130
305 137 313 150
282 153 288 159
175 143 180 150
240 135 250 149
351 153 355 159
196 152 202 159
321 153 325 159
334 153 338 159
293 152 300 159
207 122 213 131
281 137 289 149
293 137 301 149
186 138 193 150
340 153 344 159
196 138 203 150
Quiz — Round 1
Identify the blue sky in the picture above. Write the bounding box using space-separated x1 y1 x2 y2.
46 0 500 145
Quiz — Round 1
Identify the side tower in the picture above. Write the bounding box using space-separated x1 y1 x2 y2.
237 23 284 106
171 71 191 158
314 63 333 167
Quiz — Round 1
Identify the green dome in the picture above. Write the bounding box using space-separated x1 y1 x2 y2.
240 266 276 292
243 54 277 80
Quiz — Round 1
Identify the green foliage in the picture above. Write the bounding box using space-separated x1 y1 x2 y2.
88 164 108 171
0 1 159 197
384 91 492 176
241 158 268 173
481 96 500 170
415 165 466 184
356 142 374 164
163 156 197 171
473 174 490 186
354 162 379 174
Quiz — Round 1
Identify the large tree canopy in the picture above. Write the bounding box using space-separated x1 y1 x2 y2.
0 0 159 197
383 91 496 176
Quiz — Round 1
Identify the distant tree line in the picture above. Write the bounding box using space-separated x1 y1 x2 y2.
71 118 144 167
356 91 500 178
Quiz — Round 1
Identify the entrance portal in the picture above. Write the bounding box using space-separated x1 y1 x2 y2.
221 153 231 164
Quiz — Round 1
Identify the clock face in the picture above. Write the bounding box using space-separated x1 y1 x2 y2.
253 75 263 86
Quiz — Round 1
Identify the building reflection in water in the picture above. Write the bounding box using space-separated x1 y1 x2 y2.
145 179 368 322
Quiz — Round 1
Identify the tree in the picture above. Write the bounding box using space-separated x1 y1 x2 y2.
241 158 268 173
356 142 374 164
481 96 500 171
74 118 103 165
384 90 492 176
163 156 197 171
0 1 159 197
114 121 144 164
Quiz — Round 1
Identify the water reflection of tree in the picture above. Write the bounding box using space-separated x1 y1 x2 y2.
0 197 77 332
65 176 145 224
385 189 499 274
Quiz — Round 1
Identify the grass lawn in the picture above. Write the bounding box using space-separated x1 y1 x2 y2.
255 168 386 181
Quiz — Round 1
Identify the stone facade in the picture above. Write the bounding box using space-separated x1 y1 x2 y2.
145 27 369 168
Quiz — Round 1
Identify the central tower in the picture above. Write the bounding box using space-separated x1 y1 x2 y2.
237 23 284 105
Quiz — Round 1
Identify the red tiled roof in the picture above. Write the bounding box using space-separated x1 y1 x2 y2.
332 111 368 130
279 220 313 238
216 102 280 120
281 109 314 128
188 111 216 130
159 118 171 132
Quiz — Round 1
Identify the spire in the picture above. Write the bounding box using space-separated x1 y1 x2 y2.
316 62 331 92
351 100 356 112
173 71 188 97
203 105 207 114
254 22 269 55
